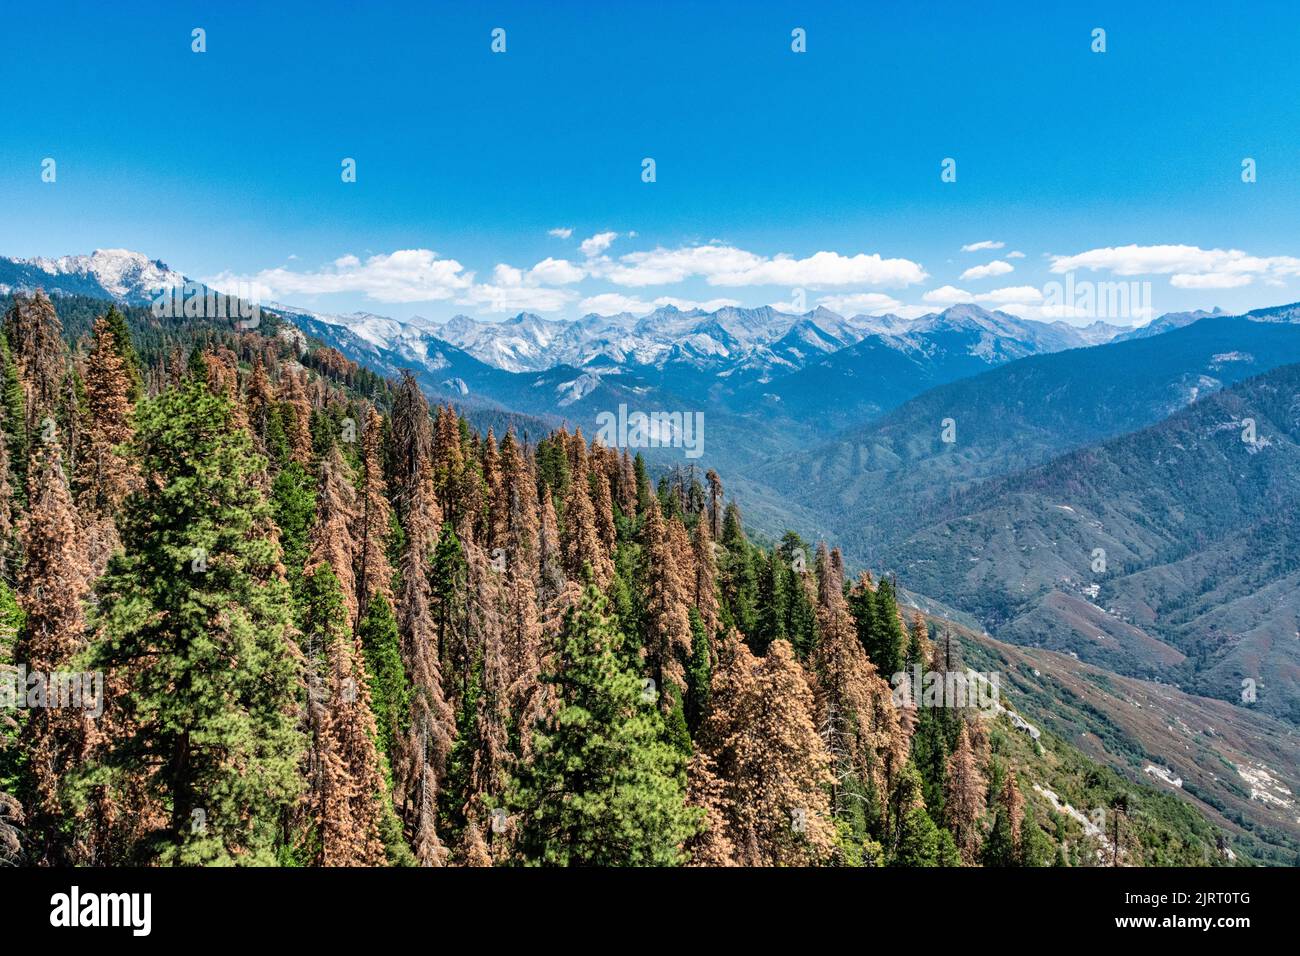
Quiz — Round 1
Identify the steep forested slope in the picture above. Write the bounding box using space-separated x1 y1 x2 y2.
0 291 1236 867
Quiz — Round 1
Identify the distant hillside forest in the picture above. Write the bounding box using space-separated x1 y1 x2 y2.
0 290 1232 866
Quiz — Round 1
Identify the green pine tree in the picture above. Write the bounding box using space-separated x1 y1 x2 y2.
981 807 1017 867
357 594 409 771
893 805 942 867
271 460 317 608
684 607 712 734
510 576 700 866
0 335 27 505
102 305 143 403
78 379 304 865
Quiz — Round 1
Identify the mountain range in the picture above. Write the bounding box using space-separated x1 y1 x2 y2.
7 247 1300 858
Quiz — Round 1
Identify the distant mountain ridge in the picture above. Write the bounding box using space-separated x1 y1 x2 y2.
0 249 184 303
881 361 1300 724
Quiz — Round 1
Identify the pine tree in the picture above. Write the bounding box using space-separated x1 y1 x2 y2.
632 452 651 515
690 515 720 638
0 334 29 506
809 546 906 839
101 305 142 403
1000 770 1026 849
894 803 942 867
589 453 617 555
271 460 317 604
4 291 65 438
701 635 836 865
510 577 699 866
79 379 304 865
751 549 787 655
307 442 360 621
300 565 388 866
353 407 395 622
683 751 737 866
395 510 456 866
981 808 1017 867
431 404 467 526
684 608 712 734
704 469 723 538
15 439 93 862
907 612 934 672
278 369 314 468
461 541 511 843
889 762 940 866
943 721 987 863
77 316 137 521
560 451 613 588
640 497 693 703
497 430 543 726
357 593 408 769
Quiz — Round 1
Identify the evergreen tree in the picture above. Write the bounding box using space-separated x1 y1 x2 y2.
354 407 395 622
701 635 836 865
101 305 142 403
271 460 317 605
943 721 987 863
77 316 137 519
4 292 65 438
809 547 906 840
510 577 698 866
307 442 360 620
981 807 1017 867
684 608 712 734
560 451 613 588
300 565 387 866
15 439 92 863
79 379 304 865
0 334 29 505
357 594 409 769
893 803 942 867
640 497 693 703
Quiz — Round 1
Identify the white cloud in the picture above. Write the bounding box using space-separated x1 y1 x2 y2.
960 260 1015 281
976 285 1043 304
527 257 585 285
580 231 619 257
595 244 927 288
922 285 972 304
1049 243 1300 291
814 292 903 315
1169 272 1254 290
1005 250 1025 259
458 284 576 314
548 227 573 239
208 249 589 313
208 249 474 304
961 240 1004 252
579 292 652 315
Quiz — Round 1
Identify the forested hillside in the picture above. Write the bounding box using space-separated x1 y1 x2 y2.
0 291 1234 866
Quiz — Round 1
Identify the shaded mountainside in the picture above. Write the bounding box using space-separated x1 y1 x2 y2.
755 316 1300 560
888 362 1300 724
955 624 1300 864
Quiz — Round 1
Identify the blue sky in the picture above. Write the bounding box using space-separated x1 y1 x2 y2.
3 0 1300 325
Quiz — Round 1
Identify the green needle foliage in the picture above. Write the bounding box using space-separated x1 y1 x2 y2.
75 379 304 865
511 575 700 866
